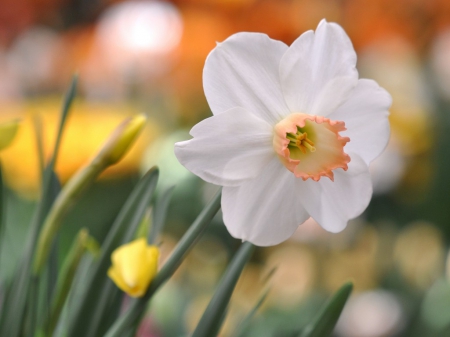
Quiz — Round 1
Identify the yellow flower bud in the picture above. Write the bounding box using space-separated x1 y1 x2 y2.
0 119 20 151
107 238 159 298
97 114 147 166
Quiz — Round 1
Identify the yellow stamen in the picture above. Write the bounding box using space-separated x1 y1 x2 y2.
287 130 316 153
302 141 316 152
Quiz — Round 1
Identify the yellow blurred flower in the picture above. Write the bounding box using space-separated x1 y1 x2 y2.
108 238 159 298
0 119 20 151
0 97 159 197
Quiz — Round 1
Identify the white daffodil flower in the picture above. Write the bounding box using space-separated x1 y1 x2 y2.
174 20 391 246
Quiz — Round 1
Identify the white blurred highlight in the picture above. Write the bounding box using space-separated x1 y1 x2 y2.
97 1 183 56
82 1 183 98
336 290 404 337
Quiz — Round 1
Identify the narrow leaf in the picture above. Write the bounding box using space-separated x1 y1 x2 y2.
31 113 45 176
192 241 255 337
232 288 270 337
45 229 89 336
300 282 353 337
49 74 78 170
0 164 4 269
148 186 174 244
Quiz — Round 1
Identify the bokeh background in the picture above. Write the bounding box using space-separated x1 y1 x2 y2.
1 0 450 336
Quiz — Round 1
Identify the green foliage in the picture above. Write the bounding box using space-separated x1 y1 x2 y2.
0 74 76 337
0 77 358 337
104 190 222 337
65 167 159 337
192 241 255 337
299 282 353 337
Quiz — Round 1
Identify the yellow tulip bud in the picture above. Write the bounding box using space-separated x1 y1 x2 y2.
0 119 20 151
96 114 147 166
108 238 159 298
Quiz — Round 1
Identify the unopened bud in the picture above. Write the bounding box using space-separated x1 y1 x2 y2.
0 119 20 151
108 238 159 298
97 114 147 166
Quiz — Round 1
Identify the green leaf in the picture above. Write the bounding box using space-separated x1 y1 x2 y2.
31 113 45 176
232 287 270 337
65 167 159 337
0 75 77 337
192 241 255 337
53 254 94 337
0 165 11 328
300 282 353 337
49 74 78 170
421 278 450 331
148 186 174 244
0 164 4 268
45 229 90 336
0 170 61 337
104 189 222 337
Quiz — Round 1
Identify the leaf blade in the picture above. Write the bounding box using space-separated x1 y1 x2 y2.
300 282 353 337
192 241 255 337
148 186 174 245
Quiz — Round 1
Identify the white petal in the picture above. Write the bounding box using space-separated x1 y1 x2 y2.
174 107 274 187
280 20 358 117
328 79 392 165
203 33 290 124
298 153 372 232
222 158 309 246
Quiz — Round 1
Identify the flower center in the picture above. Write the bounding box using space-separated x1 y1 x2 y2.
286 128 316 154
273 113 350 181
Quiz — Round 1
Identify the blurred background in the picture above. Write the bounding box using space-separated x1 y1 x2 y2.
1 0 450 336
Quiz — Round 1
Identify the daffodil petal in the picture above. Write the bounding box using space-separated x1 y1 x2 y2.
328 79 392 165
203 32 290 124
279 19 358 117
174 107 274 186
299 153 372 233
222 158 309 246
